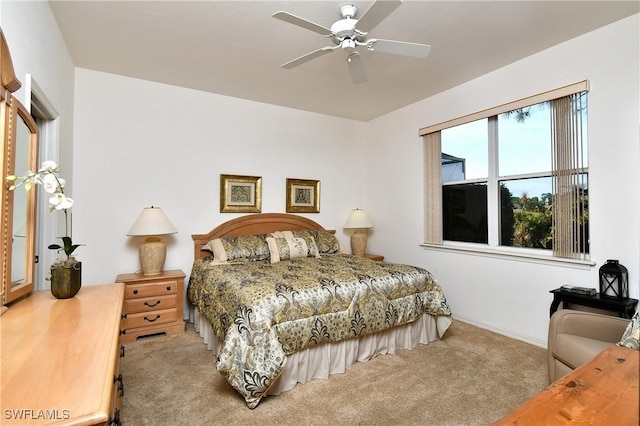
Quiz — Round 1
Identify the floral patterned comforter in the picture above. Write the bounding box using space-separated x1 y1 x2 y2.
188 253 451 408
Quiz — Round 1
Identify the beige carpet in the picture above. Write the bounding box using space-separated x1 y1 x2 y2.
121 320 548 425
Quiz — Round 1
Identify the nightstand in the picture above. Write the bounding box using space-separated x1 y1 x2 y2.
361 253 384 262
116 269 185 343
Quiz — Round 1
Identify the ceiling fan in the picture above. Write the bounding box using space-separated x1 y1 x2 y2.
272 0 431 85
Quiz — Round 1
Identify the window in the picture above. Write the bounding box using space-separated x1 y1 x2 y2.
421 82 589 260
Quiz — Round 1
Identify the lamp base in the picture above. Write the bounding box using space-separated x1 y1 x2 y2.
350 229 368 257
139 237 166 275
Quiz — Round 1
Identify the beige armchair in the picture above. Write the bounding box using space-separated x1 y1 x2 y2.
547 309 630 382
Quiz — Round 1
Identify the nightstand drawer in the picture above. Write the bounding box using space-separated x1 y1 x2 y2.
125 294 177 314
125 280 177 299
125 308 177 329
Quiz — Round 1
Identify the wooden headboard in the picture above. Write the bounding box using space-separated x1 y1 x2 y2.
191 213 334 259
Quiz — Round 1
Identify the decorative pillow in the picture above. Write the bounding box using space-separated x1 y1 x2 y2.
270 231 320 259
202 239 229 263
202 234 270 263
292 230 340 254
618 310 639 350
266 237 310 263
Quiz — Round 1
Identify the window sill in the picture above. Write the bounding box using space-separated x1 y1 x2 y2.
420 242 595 269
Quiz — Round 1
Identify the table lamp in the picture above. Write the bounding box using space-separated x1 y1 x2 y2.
343 208 373 257
127 206 177 275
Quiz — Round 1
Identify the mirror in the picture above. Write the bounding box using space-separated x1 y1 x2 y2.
1 29 38 307
6 101 38 301
11 108 29 285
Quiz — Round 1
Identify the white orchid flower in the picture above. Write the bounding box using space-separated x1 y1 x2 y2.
42 173 63 193
39 161 59 173
58 196 74 210
9 159 81 259
49 192 74 210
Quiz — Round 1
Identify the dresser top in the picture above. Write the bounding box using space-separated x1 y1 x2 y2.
1 283 124 425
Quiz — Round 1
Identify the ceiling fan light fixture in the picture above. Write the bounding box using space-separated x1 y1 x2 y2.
341 38 356 51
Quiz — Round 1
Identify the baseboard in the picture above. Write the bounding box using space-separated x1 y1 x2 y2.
452 315 547 349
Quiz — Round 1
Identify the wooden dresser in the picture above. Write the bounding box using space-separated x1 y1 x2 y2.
495 345 639 425
0 283 125 425
116 269 185 343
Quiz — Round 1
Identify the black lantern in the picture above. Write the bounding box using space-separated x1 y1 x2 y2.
599 259 628 299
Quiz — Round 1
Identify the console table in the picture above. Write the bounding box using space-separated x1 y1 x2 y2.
495 345 639 425
549 288 638 319
0 284 125 425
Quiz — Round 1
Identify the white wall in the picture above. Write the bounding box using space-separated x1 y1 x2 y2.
0 1 75 287
72 70 367 285
0 1 74 179
365 14 640 346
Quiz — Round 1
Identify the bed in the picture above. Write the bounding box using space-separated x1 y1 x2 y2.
187 213 452 408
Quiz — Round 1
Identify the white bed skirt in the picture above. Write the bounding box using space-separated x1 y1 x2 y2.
190 306 440 395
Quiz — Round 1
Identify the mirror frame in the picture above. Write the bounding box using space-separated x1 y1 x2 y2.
1 28 38 306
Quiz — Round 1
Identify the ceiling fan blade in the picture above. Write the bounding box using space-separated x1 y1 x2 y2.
347 53 367 85
355 0 402 34
368 39 431 58
272 11 332 35
281 46 336 69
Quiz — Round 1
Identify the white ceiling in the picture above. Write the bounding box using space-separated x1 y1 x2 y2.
49 1 639 121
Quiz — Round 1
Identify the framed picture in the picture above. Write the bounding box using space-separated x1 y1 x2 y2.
220 174 262 213
286 178 320 213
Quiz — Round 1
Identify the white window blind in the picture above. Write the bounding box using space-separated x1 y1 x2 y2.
424 131 442 244
551 93 588 259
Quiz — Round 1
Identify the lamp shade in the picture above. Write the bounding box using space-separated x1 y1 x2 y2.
343 209 373 229
127 207 177 237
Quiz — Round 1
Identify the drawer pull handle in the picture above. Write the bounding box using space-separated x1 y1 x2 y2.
113 374 124 397
109 408 121 426
120 329 127 335
144 315 160 322
133 289 138 295
121 313 127 319
144 300 161 308
166 285 172 292
120 345 125 358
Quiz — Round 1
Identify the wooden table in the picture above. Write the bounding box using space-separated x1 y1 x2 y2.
495 345 639 425
549 288 638 319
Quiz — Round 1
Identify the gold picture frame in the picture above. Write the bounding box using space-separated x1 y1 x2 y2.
220 174 262 213
286 178 320 213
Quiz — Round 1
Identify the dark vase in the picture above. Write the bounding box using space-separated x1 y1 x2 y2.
50 261 82 299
